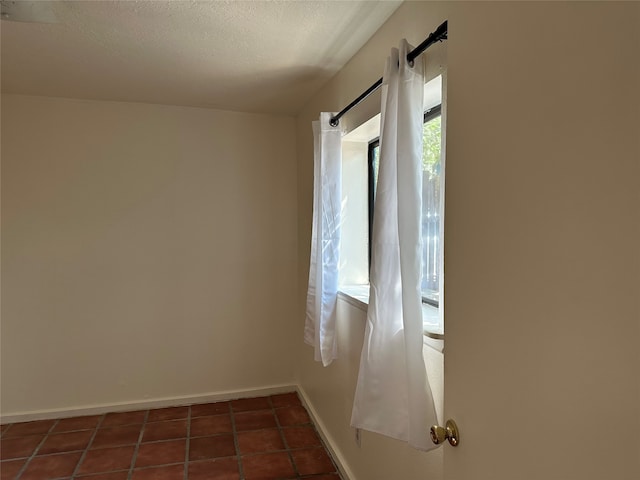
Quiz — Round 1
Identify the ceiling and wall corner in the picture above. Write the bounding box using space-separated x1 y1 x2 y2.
0 0 405 419
0 0 402 115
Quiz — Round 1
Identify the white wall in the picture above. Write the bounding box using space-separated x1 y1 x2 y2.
1 95 298 417
296 2 639 480
339 140 369 285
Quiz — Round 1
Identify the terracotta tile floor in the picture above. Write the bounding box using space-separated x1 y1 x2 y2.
0 393 341 480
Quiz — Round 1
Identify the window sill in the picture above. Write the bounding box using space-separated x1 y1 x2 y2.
338 284 444 341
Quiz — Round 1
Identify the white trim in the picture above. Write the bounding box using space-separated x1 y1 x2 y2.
296 385 353 480
338 287 368 310
0 384 297 424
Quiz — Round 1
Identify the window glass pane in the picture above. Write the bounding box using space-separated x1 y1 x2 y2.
372 143 379 200
421 115 441 304
370 112 442 307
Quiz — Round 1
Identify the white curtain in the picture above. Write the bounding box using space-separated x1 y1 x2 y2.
351 41 438 451
304 112 342 367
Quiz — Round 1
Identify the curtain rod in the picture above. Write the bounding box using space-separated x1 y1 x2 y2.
329 20 448 127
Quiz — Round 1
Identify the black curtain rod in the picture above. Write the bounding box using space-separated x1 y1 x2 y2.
329 20 448 127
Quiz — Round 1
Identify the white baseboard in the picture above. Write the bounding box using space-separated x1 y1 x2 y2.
296 385 354 480
0 384 297 424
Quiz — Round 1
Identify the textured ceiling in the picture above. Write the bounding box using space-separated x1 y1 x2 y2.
1 0 401 115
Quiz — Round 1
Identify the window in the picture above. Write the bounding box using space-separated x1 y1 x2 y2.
339 75 444 337
368 105 443 308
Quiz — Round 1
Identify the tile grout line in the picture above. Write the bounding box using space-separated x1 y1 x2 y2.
14 418 60 480
126 410 150 480
70 414 106 479
183 405 192 480
272 398 301 479
229 402 245 480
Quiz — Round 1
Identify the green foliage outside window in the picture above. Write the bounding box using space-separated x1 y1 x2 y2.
422 115 441 178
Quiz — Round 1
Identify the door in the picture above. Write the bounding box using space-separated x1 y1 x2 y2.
442 3 639 479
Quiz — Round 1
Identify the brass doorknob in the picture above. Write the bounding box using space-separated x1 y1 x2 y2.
430 419 460 446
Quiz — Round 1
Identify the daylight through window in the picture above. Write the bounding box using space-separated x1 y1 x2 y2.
368 104 443 307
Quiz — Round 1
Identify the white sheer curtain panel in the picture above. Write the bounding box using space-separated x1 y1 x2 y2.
351 41 438 451
304 112 342 367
